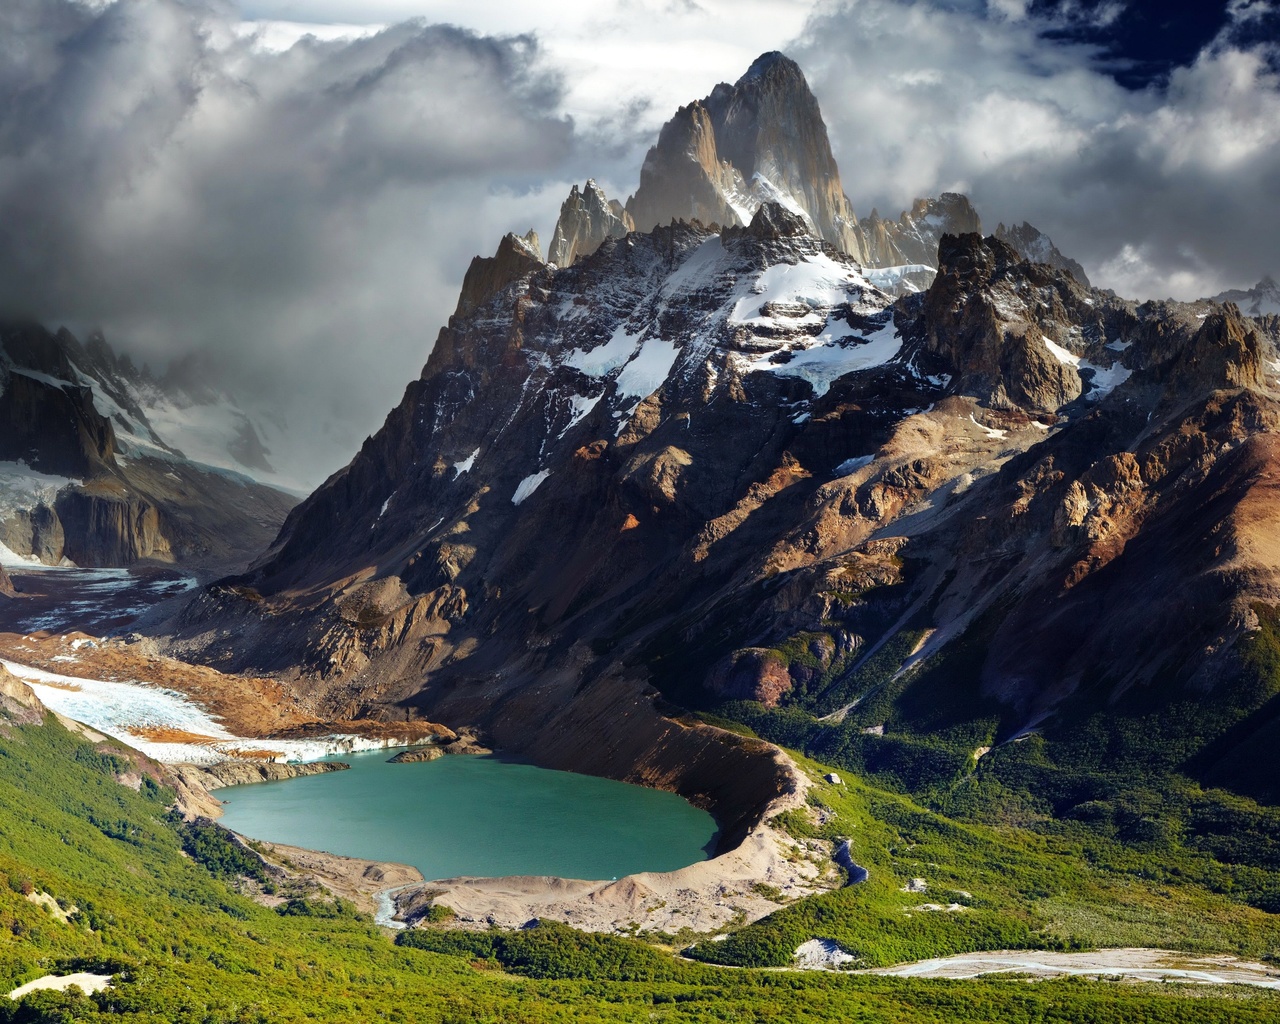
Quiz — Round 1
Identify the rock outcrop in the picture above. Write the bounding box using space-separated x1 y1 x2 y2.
548 181 633 268
0 664 43 726
0 370 117 477
455 231 544 318
173 759 350 791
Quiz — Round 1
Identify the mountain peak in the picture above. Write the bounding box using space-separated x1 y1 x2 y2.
625 53 865 260
738 50 803 85
994 220 1091 288
548 180 633 268
742 200 809 239
1210 275 1280 319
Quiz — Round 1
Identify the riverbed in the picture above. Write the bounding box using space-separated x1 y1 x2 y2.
218 747 720 882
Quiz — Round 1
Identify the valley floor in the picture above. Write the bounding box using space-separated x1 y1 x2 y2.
3 563 1280 1023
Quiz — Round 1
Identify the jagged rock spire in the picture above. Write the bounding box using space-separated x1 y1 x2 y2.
859 194 982 269
624 52 867 261
453 231 544 319
548 181 633 268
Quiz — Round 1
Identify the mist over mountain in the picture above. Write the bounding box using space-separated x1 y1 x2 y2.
0 0 1274 489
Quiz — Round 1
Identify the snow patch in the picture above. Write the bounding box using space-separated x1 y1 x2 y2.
453 449 479 476
1042 338 1132 400
3 660 400 765
659 237 726 296
1042 338 1082 367
564 325 640 378
863 264 935 292
729 253 871 325
615 339 680 400
512 470 550 505
1083 362 1132 399
565 394 601 432
969 415 1008 441
740 321 902 398
835 455 873 476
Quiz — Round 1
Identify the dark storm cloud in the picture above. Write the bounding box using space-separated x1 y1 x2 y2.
793 0 1280 300
0 0 574 485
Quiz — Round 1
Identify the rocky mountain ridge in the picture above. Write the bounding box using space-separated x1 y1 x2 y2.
166 51 1280 845
547 54 1083 305
169 211 1277 831
0 322 296 567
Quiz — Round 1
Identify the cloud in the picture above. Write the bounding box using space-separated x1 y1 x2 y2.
3 0 1277 491
791 0 1280 301
0 0 575 487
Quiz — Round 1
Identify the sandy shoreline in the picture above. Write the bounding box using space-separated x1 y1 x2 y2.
249 840 424 917
389 750 841 935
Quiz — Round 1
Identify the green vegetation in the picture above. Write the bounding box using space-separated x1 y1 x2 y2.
671 600 1280 976
689 757 1280 968
171 817 269 885
1 708 1277 1020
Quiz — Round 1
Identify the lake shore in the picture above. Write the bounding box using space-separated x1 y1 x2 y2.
390 749 839 935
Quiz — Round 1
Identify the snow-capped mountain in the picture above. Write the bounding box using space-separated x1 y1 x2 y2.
994 221 1091 287
546 54 1088 303
169 51 1280 848
1213 276 1280 320
0 322 296 567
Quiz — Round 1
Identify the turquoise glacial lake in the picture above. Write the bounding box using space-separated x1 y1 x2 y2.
218 749 719 881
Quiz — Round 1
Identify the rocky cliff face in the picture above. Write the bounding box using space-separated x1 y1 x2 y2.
858 193 982 272
548 182 633 268
168 52 1280 847
625 52 866 260
0 323 296 568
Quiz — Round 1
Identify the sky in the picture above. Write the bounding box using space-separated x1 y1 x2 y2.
0 0 1276 487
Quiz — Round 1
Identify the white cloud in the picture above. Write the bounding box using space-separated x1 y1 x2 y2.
0 0 575 487
2 0 1278 494
794 0 1280 300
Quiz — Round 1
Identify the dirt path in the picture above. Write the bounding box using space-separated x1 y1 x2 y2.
866 948 1280 987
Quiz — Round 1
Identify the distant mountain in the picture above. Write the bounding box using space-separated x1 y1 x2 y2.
0 323 296 568
1213 276 1280 319
858 193 982 272
547 54 1092 305
994 221 1091 287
